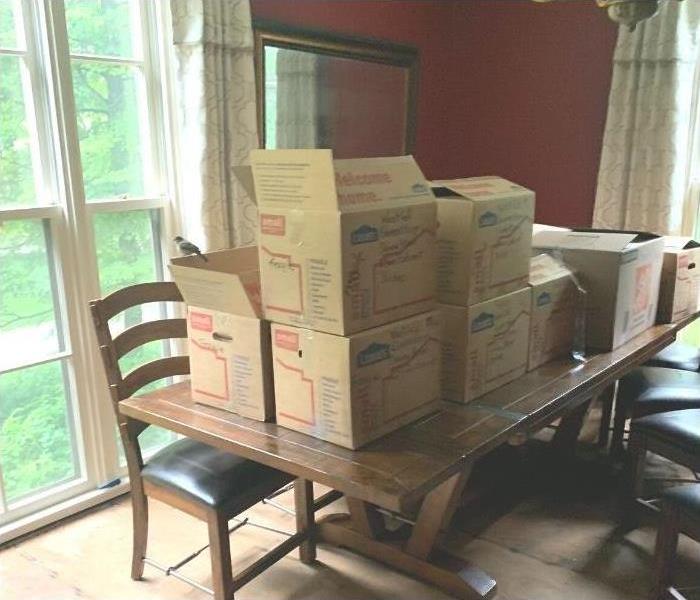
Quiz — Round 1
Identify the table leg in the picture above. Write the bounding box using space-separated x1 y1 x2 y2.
346 497 385 539
551 397 592 456
405 467 471 559
597 383 616 449
317 465 497 600
294 479 316 563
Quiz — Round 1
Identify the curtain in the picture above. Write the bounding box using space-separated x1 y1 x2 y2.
593 1 700 236
274 49 320 148
170 0 258 250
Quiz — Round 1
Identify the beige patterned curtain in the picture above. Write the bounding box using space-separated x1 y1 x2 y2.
593 1 700 235
275 49 320 148
170 0 259 250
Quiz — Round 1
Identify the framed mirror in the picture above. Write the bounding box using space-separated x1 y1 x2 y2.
253 20 418 158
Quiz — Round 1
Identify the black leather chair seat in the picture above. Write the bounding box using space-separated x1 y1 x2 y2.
663 484 700 518
142 438 293 509
633 409 700 455
645 341 700 372
617 367 700 418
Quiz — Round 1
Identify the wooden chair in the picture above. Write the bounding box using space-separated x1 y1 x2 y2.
650 484 700 600
90 282 295 600
610 367 700 455
626 410 700 525
598 342 700 451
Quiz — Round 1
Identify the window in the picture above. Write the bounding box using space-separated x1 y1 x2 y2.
0 0 175 534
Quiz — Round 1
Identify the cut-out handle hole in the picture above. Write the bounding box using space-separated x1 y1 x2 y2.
688 262 696 270
298 349 303 358
213 332 233 342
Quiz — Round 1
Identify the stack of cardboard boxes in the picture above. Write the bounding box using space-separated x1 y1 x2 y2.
434 177 536 403
251 149 441 449
167 150 699 450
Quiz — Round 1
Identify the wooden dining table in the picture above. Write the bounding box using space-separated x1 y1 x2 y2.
120 317 693 600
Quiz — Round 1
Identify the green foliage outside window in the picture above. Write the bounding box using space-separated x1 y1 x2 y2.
0 1 173 503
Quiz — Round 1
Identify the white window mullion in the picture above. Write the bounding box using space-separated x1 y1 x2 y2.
40 0 117 489
19 0 54 207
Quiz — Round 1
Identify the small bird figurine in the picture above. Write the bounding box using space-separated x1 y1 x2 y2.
174 236 208 262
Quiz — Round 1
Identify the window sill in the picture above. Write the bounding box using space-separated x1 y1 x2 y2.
0 480 130 547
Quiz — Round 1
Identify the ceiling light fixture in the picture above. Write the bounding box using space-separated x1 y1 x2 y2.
532 0 683 31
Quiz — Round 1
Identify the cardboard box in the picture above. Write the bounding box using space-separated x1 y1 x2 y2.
186 306 274 421
527 254 578 371
270 311 441 449
532 229 664 351
656 236 700 323
169 247 274 421
251 149 437 336
439 288 531 404
432 177 535 306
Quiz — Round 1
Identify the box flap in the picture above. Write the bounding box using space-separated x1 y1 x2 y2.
333 155 433 210
533 223 570 235
232 165 257 206
250 149 337 211
529 253 573 286
533 230 639 253
169 246 262 317
663 235 700 250
430 176 531 202
251 149 433 212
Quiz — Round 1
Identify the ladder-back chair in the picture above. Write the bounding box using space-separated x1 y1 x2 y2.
90 281 294 599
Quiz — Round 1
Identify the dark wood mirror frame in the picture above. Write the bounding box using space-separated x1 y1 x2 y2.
253 19 419 155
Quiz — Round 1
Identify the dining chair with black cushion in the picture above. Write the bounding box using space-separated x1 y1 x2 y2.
611 367 700 455
650 484 700 600
645 341 700 372
626 409 700 526
90 282 295 600
599 342 700 450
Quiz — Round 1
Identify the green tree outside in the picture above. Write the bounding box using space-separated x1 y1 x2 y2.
1 1 172 503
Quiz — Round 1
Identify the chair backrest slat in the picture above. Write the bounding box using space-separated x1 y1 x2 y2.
98 282 183 323
119 356 190 401
114 318 188 359
90 282 190 419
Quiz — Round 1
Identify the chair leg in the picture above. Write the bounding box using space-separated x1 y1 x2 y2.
597 383 616 449
207 511 234 600
611 396 629 457
130 486 148 580
650 504 680 600
622 437 647 529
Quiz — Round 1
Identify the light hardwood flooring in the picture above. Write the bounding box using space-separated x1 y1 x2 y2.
2 411 699 600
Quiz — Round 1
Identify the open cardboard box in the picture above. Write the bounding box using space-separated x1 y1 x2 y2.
532 229 663 351
250 149 437 336
169 247 274 421
432 177 534 306
656 236 700 323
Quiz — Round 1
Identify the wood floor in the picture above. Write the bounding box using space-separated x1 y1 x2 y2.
2 415 700 600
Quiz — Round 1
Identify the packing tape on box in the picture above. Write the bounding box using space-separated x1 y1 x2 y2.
544 249 588 363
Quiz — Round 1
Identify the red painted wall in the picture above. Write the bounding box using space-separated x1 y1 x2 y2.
445 1 617 226
251 0 618 226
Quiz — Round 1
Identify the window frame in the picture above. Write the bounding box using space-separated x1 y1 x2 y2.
0 0 177 532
